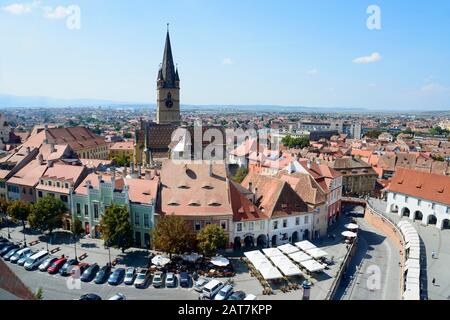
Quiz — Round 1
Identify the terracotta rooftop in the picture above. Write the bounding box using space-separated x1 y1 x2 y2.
388 168 450 206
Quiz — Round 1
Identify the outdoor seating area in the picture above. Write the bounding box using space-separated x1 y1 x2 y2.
242 240 331 295
154 253 236 278
397 220 421 300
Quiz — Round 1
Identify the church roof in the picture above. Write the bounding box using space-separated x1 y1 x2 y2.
159 30 178 88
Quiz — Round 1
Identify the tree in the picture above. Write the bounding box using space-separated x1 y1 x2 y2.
123 132 132 139
7 200 32 246
34 288 44 300
232 167 248 183
29 195 65 236
281 135 310 149
71 217 84 236
111 153 130 167
364 130 383 139
0 199 9 230
99 204 133 253
196 224 228 257
150 215 196 258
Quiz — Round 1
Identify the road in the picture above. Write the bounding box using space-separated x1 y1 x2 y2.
335 205 401 300
6 262 200 300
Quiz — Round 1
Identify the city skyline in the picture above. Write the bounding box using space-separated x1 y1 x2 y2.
1 0 450 110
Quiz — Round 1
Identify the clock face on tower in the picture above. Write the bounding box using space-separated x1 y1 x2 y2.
165 92 173 108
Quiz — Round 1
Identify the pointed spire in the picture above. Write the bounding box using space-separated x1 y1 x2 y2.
159 25 177 88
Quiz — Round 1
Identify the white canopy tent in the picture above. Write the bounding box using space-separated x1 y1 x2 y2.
305 247 328 259
278 243 299 255
404 258 420 271
300 259 325 273
258 260 284 280
288 251 313 263
262 248 284 258
295 240 317 252
268 255 303 277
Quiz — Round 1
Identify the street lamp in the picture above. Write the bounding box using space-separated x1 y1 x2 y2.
302 280 312 300
72 233 78 261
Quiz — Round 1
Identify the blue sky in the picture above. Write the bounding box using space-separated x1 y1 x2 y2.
0 0 449 110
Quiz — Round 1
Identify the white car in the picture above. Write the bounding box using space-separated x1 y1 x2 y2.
134 269 151 288
165 272 176 288
10 247 32 264
214 284 233 300
108 293 126 300
194 278 209 292
124 267 136 285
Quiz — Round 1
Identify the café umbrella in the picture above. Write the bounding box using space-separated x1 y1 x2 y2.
341 231 357 238
151 255 171 266
345 223 359 230
211 256 230 267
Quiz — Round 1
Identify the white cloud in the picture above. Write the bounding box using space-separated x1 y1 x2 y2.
222 58 234 65
2 2 33 15
353 52 382 64
420 83 450 94
43 6 70 19
307 68 319 76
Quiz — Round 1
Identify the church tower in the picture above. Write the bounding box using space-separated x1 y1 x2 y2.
156 27 181 125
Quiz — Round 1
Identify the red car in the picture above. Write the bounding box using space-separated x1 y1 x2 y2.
47 258 67 274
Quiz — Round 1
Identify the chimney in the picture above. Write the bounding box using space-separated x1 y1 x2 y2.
38 154 44 165
111 166 116 178
145 171 151 180
98 174 103 184
86 180 92 189
47 159 54 167
25 147 30 155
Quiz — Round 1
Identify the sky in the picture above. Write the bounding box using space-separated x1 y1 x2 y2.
0 0 449 110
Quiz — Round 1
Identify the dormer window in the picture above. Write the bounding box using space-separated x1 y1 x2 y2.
188 200 201 207
168 200 180 206
48 181 52 186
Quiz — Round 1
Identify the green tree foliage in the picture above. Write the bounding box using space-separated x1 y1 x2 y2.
99 204 133 253
150 215 196 258
364 130 383 139
7 200 32 229
71 217 85 237
232 167 248 183
0 199 10 226
429 126 449 136
34 288 44 300
196 224 228 257
281 135 310 149
431 155 445 162
111 153 130 167
28 195 65 235
123 132 132 139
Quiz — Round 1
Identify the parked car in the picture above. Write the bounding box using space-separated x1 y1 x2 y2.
38 256 57 271
124 267 136 285
201 280 224 300
38 257 58 272
47 258 67 274
108 268 126 286
81 263 100 282
108 293 126 300
228 291 246 300
79 293 102 301
179 271 190 288
194 278 210 292
243 294 257 300
214 284 233 300
24 251 49 271
134 268 151 288
152 271 164 288
17 250 35 266
70 263 90 278
0 241 12 250
94 265 111 284
165 272 176 288
2 246 20 260
10 247 32 264
59 259 79 276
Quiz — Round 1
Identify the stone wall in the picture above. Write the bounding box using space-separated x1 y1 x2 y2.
0 259 35 300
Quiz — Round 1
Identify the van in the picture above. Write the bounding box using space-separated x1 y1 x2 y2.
202 280 224 300
10 247 31 264
24 251 49 271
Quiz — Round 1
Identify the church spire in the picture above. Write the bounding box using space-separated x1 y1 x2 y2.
159 25 177 89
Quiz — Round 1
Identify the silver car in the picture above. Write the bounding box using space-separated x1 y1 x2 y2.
39 257 58 272
17 251 35 266
108 293 126 300
124 267 136 285
10 247 32 263
134 269 150 288
165 272 176 288
194 278 210 292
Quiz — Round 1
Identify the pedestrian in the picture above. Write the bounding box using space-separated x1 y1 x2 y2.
432 278 436 286
431 251 436 259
